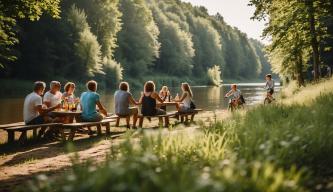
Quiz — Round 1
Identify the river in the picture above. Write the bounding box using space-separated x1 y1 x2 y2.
0 83 280 124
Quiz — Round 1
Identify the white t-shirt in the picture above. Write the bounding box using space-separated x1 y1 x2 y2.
43 91 62 107
23 92 43 123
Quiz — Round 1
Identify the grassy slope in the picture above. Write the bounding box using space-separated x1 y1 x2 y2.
21 78 333 192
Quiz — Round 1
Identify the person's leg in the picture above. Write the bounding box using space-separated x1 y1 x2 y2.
156 108 166 115
26 116 45 125
129 108 138 128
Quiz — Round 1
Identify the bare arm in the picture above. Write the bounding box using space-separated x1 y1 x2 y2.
96 101 108 116
152 92 164 103
36 104 60 115
225 90 233 97
43 101 51 108
129 95 139 105
176 92 187 102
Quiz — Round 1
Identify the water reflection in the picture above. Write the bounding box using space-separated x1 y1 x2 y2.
0 84 279 124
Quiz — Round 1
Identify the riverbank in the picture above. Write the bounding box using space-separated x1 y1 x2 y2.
1 78 332 191
0 77 271 98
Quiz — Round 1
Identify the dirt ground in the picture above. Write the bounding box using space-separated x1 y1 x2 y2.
0 110 229 192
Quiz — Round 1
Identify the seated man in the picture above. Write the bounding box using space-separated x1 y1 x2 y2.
80 80 108 122
114 82 139 128
225 84 243 107
23 81 61 125
43 81 62 108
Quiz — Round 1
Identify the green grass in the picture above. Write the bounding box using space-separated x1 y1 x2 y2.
19 79 333 192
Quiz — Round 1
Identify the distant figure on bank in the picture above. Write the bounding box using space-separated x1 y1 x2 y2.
225 84 243 105
159 86 171 111
140 81 166 116
327 66 332 77
264 74 275 100
80 80 108 122
23 81 60 125
175 83 194 113
114 82 139 128
43 81 62 108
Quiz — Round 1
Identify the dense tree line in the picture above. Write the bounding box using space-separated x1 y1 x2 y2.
250 0 333 86
0 0 272 87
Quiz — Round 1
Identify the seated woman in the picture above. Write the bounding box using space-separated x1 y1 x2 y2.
175 82 194 113
140 81 166 116
159 86 171 111
114 82 139 128
62 82 79 123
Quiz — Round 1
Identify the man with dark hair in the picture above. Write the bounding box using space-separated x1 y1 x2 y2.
23 81 61 125
114 82 139 128
80 80 108 122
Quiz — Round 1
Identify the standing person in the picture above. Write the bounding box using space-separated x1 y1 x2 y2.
114 82 139 128
264 74 275 100
327 66 332 77
159 86 171 111
139 81 166 116
80 80 108 123
43 81 62 108
174 83 194 113
225 84 242 107
23 81 60 125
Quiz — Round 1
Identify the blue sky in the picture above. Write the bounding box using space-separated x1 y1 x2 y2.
181 0 269 44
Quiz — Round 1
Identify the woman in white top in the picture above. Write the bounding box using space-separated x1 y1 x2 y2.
175 82 193 113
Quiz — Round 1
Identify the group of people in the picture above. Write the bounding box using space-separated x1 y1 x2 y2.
224 74 275 107
23 80 195 128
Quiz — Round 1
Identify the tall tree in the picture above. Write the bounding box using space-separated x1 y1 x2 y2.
0 0 61 67
115 0 160 77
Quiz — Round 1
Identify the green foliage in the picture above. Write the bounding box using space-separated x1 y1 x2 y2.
207 65 222 86
115 0 160 77
0 0 61 67
1 0 272 86
68 5 103 77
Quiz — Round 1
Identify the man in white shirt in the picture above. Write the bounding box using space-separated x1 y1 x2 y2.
23 81 61 125
43 81 62 108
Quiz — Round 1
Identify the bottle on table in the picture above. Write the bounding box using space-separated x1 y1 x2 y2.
175 93 179 101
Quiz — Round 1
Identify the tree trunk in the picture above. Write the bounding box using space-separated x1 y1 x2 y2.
306 0 320 81
296 53 305 87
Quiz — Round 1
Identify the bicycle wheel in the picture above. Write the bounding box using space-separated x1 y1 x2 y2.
264 97 271 105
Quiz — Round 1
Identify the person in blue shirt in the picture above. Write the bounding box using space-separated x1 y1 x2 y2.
80 80 108 122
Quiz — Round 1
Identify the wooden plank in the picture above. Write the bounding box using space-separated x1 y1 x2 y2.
4 123 62 131
0 122 25 129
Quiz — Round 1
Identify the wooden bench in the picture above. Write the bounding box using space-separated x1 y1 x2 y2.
60 119 116 141
106 114 131 128
177 109 203 122
2 123 62 144
138 112 177 128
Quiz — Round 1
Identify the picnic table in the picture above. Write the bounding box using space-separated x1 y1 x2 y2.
51 110 82 123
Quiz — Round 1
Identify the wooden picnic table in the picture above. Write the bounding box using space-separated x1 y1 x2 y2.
156 101 179 107
51 110 82 123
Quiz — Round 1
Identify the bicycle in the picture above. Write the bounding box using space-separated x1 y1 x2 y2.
226 97 245 111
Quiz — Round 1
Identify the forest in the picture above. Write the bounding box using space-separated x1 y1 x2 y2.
0 0 272 88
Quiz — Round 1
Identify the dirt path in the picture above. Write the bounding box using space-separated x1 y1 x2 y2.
0 110 229 191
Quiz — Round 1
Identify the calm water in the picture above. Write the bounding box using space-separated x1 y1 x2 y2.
0 83 280 124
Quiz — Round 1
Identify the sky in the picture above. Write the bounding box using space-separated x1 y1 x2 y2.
181 0 269 44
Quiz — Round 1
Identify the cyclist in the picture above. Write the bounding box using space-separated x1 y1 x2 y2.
264 74 275 101
225 84 244 110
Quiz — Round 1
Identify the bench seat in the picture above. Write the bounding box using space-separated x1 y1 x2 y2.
138 112 177 128
2 123 62 144
61 119 116 141
176 109 203 122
